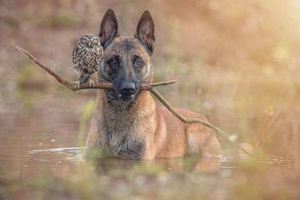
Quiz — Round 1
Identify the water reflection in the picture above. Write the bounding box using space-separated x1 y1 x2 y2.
27 147 292 174
29 147 222 173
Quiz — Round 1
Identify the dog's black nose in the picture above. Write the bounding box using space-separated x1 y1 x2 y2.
120 81 136 96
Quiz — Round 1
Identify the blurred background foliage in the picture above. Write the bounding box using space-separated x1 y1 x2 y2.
1 0 300 199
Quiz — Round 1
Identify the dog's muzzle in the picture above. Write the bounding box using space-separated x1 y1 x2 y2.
117 81 139 102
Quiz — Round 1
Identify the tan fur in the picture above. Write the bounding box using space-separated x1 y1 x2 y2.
85 90 221 159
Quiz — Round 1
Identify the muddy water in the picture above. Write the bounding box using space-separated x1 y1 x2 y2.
0 90 297 200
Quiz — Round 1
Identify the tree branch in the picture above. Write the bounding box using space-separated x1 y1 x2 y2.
12 43 176 91
13 43 253 157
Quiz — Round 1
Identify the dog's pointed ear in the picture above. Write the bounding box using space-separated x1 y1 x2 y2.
134 11 155 55
99 9 119 48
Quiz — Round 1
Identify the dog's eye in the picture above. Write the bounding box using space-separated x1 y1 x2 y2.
133 55 144 68
107 55 120 70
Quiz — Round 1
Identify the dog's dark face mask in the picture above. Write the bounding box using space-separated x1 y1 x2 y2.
98 9 155 103
101 37 151 103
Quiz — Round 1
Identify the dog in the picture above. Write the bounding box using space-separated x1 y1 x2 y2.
85 9 221 160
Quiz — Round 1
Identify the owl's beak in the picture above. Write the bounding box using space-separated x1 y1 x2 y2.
88 41 92 47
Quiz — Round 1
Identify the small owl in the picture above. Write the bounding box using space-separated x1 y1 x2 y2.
72 34 103 87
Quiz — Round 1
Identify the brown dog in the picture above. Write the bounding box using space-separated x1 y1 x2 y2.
85 9 221 160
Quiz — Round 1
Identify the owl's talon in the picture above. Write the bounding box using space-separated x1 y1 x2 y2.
88 79 95 87
72 81 81 89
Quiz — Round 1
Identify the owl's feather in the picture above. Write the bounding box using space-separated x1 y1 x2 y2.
72 34 103 85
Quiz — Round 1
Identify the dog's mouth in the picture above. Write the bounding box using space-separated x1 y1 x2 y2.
116 86 140 103
106 88 139 103
117 93 136 102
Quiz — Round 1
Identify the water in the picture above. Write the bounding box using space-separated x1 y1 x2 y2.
0 91 297 199
3 142 291 176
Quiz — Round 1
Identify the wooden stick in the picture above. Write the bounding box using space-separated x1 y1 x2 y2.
12 43 176 91
13 43 253 157
149 88 253 156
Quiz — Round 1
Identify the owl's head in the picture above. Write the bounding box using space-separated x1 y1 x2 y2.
78 34 101 48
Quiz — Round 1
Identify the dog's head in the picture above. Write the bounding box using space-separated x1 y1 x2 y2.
98 9 155 103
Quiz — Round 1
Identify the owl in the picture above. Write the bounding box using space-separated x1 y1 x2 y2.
72 34 103 87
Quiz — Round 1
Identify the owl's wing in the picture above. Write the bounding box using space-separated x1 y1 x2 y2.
87 57 99 74
72 45 80 66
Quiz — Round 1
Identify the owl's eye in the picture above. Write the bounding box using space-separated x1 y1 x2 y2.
81 37 88 44
133 55 144 68
92 38 99 45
